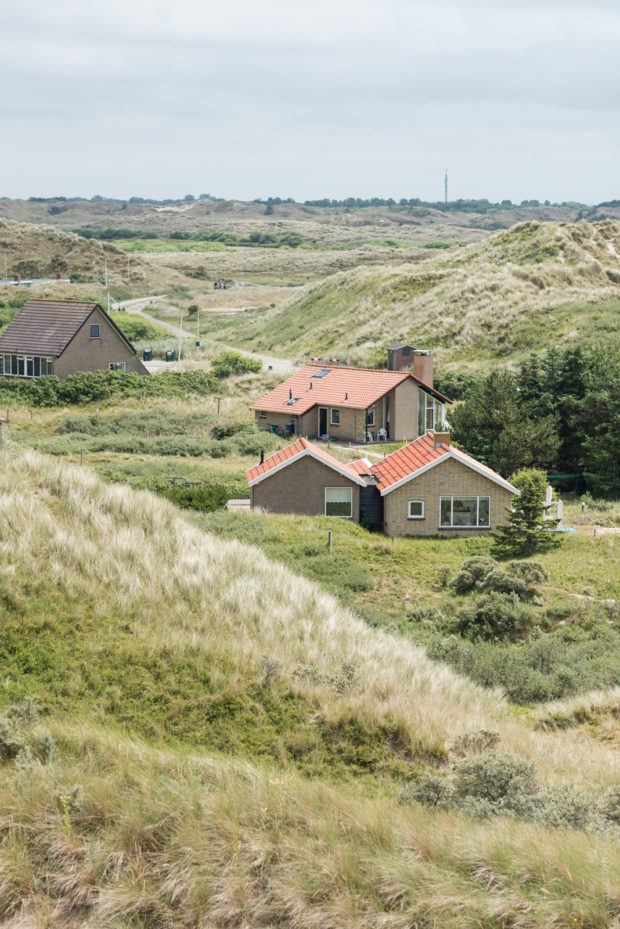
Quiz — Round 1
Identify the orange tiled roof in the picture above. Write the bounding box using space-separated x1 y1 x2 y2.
246 436 367 485
251 364 449 416
371 432 448 492
345 458 374 475
370 432 517 494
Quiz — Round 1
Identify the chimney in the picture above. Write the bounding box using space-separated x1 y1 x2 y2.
413 350 433 387
433 431 450 448
289 388 292 399
309 382 312 389
260 449 265 464
345 392 348 400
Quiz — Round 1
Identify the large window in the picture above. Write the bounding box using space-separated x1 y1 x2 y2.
366 407 375 427
325 487 353 518
440 496 490 528
418 389 444 437
331 409 340 425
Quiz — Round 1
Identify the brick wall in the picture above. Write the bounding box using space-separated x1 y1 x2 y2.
383 456 514 537
391 379 420 442
256 400 391 443
55 307 148 378
251 454 360 520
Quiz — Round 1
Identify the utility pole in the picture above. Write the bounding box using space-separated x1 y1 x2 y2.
196 307 200 347
177 313 183 371
444 169 448 205
104 258 108 287
127 256 130 286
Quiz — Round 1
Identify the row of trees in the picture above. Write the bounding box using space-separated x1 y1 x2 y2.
447 346 619 497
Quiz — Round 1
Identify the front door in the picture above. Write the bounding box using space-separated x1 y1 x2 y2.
319 407 328 436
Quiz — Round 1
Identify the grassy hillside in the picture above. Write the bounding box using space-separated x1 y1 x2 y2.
1 448 620 924
1 449 620 923
203 220 620 368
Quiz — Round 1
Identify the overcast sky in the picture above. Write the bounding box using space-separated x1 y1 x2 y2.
1 0 619 203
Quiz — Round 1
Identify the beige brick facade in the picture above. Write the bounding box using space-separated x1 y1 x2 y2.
254 383 421 443
251 454 360 520
54 307 148 378
383 456 514 537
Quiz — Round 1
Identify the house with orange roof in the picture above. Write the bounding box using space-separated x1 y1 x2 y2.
251 347 450 443
246 431 518 536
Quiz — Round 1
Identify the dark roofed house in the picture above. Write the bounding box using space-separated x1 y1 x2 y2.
252 345 450 443
0 299 148 379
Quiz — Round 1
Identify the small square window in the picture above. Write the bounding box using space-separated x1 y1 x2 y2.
331 409 340 426
408 500 424 519
90 324 100 338
259 411 267 418
366 407 375 426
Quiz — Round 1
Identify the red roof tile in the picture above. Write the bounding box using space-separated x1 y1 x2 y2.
251 363 450 416
246 436 366 485
370 432 517 494
371 432 448 492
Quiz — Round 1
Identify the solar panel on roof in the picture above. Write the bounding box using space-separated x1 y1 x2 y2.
312 369 331 378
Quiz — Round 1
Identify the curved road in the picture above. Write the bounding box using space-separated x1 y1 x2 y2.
117 296 294 374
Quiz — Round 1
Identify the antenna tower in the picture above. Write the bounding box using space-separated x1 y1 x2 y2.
444 169 448 205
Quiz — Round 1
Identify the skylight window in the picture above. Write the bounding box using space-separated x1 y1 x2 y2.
312 369 331 378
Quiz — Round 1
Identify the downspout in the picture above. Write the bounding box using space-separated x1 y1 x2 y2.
364 407 369 443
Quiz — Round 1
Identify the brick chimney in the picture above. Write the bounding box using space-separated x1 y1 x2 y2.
413 350 433 387
433 431 450 448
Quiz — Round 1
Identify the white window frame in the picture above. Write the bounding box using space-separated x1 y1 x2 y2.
330 408 340 426
408 500 425 519
418 389 445 437
259 410 267 418
324 486 353 518
108 362 126 372
0 354 4 376
366 407 375 427
90 323 101 339
46 358 53 375
439 495 491 529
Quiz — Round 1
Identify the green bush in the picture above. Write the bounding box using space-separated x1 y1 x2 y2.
455 751 537 811
399 773 453 808
454 592 536 642
450 556 535 600
211 351 262 378
0 370 217 407
110 312 166 342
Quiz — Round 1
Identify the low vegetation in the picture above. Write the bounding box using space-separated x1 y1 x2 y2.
0 369 218 406
0 449 619 925
203 220 620 367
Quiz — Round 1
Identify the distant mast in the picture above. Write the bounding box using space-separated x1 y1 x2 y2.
444 169 448 205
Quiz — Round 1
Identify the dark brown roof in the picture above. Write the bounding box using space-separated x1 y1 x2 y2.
0 299 99 356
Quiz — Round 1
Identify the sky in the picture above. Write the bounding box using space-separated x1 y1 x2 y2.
1 0 619 204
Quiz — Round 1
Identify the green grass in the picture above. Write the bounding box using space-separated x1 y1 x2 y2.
201 510 620 704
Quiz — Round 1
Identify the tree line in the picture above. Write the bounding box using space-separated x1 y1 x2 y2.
437 346 619 497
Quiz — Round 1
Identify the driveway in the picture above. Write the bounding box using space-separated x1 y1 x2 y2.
117 295 294 374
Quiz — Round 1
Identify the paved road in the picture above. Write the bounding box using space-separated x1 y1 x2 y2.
117 295 294 374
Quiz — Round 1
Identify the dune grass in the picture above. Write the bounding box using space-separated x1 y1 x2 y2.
201 220 620 368
1 448 620 924
0 719 618 928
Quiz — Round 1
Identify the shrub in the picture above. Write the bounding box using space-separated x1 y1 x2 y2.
211 351 262 378
506 560 549 585
399 774 453 808
455 592 536 642
450 556 534 600
0 370 217 407
455 751 537 810
601 786 620 824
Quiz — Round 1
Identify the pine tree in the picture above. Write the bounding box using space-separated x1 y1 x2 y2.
492 468 562 558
